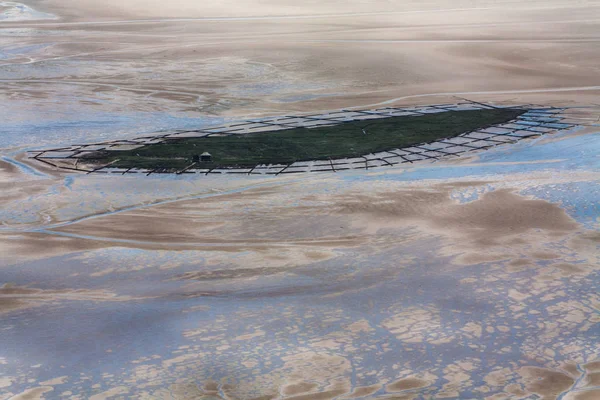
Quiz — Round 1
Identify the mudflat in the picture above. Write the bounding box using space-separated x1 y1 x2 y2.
0 1 599 399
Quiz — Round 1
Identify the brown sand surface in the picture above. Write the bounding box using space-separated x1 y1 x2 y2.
33 174 594 269
2 1 600 120
1 1 599 399
0 283 136 314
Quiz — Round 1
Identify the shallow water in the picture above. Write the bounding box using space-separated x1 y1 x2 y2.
0 2 56 22
1 0 599 398
1 126 599 398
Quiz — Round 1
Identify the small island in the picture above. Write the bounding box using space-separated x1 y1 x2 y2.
83 108 525 172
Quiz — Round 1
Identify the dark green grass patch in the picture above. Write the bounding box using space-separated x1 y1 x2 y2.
91 108 523 171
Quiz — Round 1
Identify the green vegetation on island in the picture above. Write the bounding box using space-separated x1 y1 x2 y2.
88 108 524 170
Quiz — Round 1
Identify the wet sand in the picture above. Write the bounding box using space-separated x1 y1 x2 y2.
2 0 600 133
1 0 599 399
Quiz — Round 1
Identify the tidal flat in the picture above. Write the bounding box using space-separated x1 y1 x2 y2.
1 0 599 399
